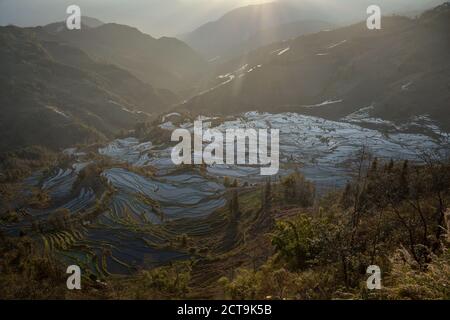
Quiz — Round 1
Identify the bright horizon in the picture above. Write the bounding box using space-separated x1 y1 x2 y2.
0 0 278 37
0 0 443 37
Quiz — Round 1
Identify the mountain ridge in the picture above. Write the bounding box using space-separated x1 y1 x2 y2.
0 26 169 152
179 1 321 59
43 22 208 97
178 3 450 130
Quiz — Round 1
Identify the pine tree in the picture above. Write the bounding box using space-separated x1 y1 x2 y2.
341 182 353 209
387 158 394 172
263 180 272 211
230 189 240 220
399 160 409 199
370 157 378 175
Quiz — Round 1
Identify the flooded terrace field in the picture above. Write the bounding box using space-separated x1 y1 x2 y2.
1 111 447 276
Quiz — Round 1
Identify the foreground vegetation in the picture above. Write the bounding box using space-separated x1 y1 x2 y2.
219 152 450 300
1 148 449 299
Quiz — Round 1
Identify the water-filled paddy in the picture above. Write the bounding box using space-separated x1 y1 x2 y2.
2 112 446 275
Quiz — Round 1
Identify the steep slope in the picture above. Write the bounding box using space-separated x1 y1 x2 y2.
44 23 207 97
0 26 167 152
372 3 450 127
179 0 443 60
238 20 333 55
179 3 450 130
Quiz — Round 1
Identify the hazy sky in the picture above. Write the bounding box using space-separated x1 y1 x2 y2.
0 0 443 37
0 0 274 36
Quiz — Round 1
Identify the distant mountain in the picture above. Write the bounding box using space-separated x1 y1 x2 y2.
43 22 207 97
207 19 333 60
80 16 105 28
178 3 450 130
179 2 332 60
43 16 104 33
179 0 445 60
0 26 168 152
239 20 333 53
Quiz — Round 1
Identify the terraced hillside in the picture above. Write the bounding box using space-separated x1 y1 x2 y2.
1 109 448 280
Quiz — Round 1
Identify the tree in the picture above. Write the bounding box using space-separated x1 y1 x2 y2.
340 182 353 209
281 172 315 207
230 189 240 220
224 176 231 188
47 208 72 230
262 180 272 211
